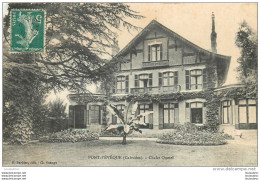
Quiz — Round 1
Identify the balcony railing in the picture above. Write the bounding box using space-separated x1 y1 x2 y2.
143 60 169 68
131 85 181 94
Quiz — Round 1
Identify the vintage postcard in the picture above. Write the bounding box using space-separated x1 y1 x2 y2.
2 2 258 179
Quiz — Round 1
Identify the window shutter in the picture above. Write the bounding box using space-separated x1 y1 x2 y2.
186 103 190 108
149 73 153 87
137 105 140 115
135 75 139 87
149 103 153 111
69 105 74 128
148 45 151 61
112 80 116 93
159 72 162 87
185 70 190 90
125 75 129 93
160 44 163 60
174 71 178 85
203 69 207 89
175 103 179 108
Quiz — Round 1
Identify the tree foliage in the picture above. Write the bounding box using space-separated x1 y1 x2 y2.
48 98 67 118
235 21 257 96
235 21 257 77
3 3 143 144
4 3 143 92
46 98 68 132
3 51 49 143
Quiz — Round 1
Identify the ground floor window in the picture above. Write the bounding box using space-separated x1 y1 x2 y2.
238 99 257 124
139 104 153 128
190 102 203 124
112 105 125 124
222 100 232 124
89 105 100 124
163 103 178 129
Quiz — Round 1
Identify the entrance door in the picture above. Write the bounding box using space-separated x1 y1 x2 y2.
163 103 176 129
74 105 85 128
191 108 202 124
89 105 100 124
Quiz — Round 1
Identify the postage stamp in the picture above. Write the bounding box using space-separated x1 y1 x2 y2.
10 9 45 53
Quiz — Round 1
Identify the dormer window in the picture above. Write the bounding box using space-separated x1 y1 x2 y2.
148 44 162 61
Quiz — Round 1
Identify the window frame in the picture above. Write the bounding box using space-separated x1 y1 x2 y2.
135 73 153 88
116 75 128 93
161 71 178 87
138 103 153 128
148 43 162 62
186 69 205 90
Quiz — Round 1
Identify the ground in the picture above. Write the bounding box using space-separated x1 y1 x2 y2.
2 130 257 167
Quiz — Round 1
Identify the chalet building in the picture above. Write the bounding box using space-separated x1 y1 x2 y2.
68 13 257 131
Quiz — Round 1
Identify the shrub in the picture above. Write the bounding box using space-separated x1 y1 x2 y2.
9 117 34 145
156 123 227 146
46 98 68 133
39 129 99 143
100 129 123 137
5 106 34 145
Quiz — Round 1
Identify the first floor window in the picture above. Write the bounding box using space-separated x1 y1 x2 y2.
159 72 178 92
190 70 202 90
186 69 206 90
135 74 152 88
116 75 128 93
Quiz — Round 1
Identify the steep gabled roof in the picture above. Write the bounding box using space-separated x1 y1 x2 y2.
116 19 230 61
115 19 231 86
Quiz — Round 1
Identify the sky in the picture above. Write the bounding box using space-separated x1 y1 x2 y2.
3 3 257 104
118 3 257 85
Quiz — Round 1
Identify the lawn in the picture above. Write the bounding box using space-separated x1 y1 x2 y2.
3 130 257 167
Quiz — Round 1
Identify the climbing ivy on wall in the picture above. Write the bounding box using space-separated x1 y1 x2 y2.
205 90 220 126
71 53 255 127
204 56 220 126
108 91 208 102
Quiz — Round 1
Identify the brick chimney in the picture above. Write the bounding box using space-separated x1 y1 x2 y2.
211 12 217 53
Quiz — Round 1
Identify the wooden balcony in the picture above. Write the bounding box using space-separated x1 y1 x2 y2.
142 60 169 68
131 85 181 94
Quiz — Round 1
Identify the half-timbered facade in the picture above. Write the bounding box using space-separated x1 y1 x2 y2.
69 15 259 131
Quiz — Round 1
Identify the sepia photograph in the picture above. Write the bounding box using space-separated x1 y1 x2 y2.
1 2 257 172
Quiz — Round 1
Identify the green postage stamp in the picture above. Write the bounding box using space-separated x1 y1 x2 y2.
10 9 45 53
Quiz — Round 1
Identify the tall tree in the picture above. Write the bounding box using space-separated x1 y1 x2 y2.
235 21 257 96
4 3 143 92
3 3 143 144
